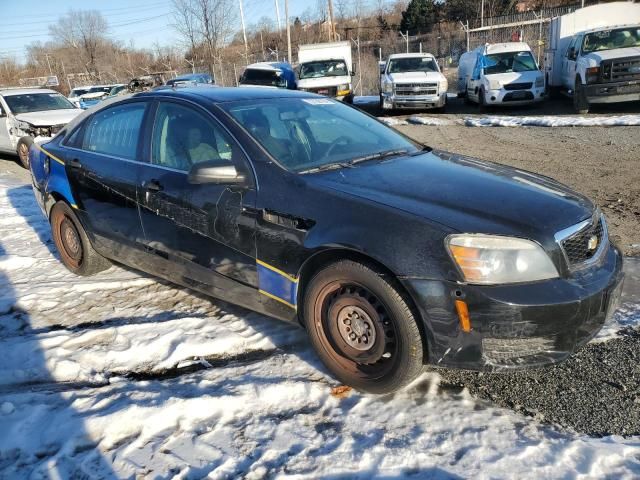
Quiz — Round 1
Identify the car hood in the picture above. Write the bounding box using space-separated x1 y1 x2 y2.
585 47 640 62
15 109 83 127
487 70 542 85
309 150 594 241
389 71 443 83
298 76 351 88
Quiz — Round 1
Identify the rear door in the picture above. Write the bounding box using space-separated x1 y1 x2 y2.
137 99 259 298
61 100 149 256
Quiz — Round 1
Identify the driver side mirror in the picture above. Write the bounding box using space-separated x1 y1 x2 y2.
379 61 386 74
188 161 246 185
568 46 577 60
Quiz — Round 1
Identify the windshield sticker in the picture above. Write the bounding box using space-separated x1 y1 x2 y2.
303 98 334 105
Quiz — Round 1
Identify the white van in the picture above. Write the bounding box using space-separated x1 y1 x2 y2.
458 43 545 109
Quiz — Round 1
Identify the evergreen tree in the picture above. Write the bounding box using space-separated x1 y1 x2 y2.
400 0 440 34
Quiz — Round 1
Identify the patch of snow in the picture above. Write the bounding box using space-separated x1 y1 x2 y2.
594 302 640 342
378 117 408 126
465 115 640 127
0 171 639 478
407 116 454 126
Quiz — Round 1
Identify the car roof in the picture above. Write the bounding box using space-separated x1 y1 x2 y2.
172 73 210 80
484 42 532 54
388 53 435 59
245 62 294 71
136 86 314 103
0 88 59 96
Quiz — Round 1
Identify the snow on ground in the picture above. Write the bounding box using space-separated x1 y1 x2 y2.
407 116 455 126
1 172 640 478
464 115 640 128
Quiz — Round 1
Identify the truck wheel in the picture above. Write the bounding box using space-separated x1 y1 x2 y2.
379 94 385 112
573 80 589 114
478 89 488 113
50 202 111 276
303 260 425 394
17 136 34 169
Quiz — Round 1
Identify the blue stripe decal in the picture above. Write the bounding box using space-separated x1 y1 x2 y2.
47 154 78 208
257 263 298 308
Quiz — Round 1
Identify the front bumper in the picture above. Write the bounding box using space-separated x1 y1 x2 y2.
382 92 446 110
484 87 545 105
585 80 640 104
402 243 624 371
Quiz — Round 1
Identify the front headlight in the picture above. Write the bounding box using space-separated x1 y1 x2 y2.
487 78 501 90
535 75 544 88
337 83 350 92
383 82 393 94
446 234 559 284
439 78 448 93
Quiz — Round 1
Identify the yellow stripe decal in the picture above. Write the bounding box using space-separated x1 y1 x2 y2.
34 144 65 166
256 259 298 284
259 289 297 310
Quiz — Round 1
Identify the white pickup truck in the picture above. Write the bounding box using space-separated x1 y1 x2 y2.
545 2 640 113
379 53 448 112
297 41 354 102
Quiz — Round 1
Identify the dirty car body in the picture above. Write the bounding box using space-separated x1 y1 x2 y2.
29 87 623 376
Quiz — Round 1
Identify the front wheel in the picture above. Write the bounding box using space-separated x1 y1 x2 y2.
573 79 590 114
50 202 111 276
478 89 488 113
303 260 425 394
17 136 33 169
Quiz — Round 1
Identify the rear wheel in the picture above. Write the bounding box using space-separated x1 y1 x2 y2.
303 260 424 394
17 136 33 169
50 202 111 276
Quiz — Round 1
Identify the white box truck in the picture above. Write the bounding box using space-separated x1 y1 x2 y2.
544 1 640 113
297 41 354 102
457 43 545 110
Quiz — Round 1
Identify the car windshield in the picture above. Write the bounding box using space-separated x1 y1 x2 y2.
582 27 640 53
4 93 76 114
88 86 111 94
483 51 537 74
388 57 438 73
70 88 89 97
241 68 288 88
109 86 125 95
299 60 349 79
223 97 418 172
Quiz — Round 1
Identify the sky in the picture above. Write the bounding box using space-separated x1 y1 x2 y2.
0 0 355 60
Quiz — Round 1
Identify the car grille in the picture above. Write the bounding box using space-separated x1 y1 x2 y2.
309 86 337 96
601 56 640 82
503 82 532 91
395 83 438 96
559 215 606 267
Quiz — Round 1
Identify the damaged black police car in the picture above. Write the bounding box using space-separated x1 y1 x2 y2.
29 87 624 394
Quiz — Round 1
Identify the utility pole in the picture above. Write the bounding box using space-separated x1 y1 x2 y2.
275 0 282 32
327 0 336 42
481 0 485 28
238 0 249 64
285 0 292 63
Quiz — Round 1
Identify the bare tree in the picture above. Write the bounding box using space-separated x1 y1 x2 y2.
49 10 108 78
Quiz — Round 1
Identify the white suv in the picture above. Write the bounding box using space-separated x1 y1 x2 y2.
0 88 82 168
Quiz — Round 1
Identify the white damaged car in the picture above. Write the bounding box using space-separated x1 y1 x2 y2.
0 88 83 168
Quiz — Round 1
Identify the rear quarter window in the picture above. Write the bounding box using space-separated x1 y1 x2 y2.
81 102 146 160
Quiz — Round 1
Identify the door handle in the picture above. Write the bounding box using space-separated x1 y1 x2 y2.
69 158 82 169
142 179 163 192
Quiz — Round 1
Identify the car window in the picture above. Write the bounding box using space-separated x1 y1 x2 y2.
151 102 234 172
82 102 146 160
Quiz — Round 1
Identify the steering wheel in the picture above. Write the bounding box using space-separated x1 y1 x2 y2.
322 135 353 161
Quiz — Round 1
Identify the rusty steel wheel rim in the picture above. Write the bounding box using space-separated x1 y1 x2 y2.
54 213 83 269
313 282 398 379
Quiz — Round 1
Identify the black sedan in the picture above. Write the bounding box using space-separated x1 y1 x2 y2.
29 87 624 393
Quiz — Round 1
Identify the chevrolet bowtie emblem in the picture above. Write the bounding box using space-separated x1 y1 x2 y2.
587 235 598 251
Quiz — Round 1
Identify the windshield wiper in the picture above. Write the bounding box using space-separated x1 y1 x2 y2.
347 149 409 166
299 161 353 174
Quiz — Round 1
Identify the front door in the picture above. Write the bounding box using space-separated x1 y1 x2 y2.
137 99 259 303
59 100 148 257
563 36 581 88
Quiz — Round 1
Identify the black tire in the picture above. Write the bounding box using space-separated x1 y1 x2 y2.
573 79 589 114
303 260 425 394
50 202 111 276
478 89 487 113
379 94 385 113
17 136 33 169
